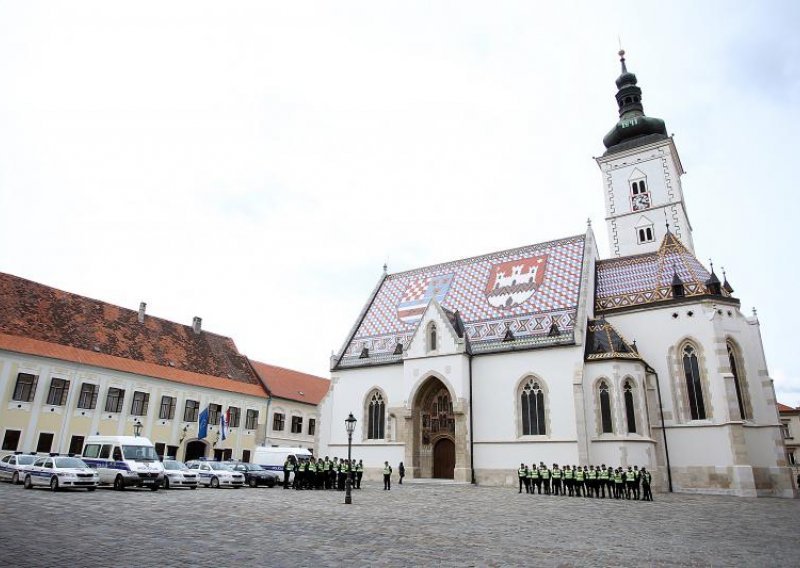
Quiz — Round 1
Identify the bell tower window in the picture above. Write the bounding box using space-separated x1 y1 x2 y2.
629 170 651 211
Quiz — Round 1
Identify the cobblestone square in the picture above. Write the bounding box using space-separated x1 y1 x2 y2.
1 480 798 567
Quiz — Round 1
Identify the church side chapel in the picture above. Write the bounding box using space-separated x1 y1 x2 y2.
317 52 795 497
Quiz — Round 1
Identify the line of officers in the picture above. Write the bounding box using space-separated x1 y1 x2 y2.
283 456 363 491
518 463 654 501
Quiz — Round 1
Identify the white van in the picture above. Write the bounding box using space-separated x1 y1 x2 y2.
252 446 312 481
81 435 165 491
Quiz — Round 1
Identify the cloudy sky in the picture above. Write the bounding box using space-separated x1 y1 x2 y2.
1 1 798 404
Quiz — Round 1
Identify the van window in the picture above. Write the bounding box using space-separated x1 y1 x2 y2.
112 446 123 461
83 444 101 458
99 444 112 459
122 445 158 461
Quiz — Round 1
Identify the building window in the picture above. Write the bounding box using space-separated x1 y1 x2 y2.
104 388 126 413
159 396 176 420
599 380 613 434
228 406 241 428
637 226 655 244
789 451 796 465
624 380 636 433
308 418 316 436
245 409 259 430
781 422 791 439
2 430 21 451
130 391 150 416
428 322 437 351
367 390 386 440
166 445 179 459
272 413 285 431
208 403 222 426
36 433 54 454
12 373 38 402
683 344 707 420
184 400 200 422
727 342 749 420
77 383 99 409
521 378 546 436
68 435 85 455
630 178 651 211
291 416 303 434
46 378 71 406
242 449 251 463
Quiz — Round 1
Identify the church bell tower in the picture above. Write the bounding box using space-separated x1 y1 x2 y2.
595 50 695 257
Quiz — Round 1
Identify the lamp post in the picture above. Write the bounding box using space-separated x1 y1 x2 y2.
344 412 356 505
133 419 143 438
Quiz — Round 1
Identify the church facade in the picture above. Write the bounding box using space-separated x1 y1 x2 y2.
317 53 795 497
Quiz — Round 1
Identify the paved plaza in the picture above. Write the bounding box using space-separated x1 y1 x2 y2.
1 479 798 567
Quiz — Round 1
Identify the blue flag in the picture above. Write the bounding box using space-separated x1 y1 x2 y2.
198 406 209 439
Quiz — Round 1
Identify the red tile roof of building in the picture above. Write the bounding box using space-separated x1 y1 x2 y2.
0 272 267 397
249 360 329 405
777 402 798 413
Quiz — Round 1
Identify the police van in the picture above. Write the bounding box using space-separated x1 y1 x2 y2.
252 446 312 481
81 435 165 491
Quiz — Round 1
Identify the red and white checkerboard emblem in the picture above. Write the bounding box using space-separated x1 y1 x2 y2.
485 255 548 309
397 274 454 324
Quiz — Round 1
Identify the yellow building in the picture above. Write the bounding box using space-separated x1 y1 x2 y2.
0 272 327 462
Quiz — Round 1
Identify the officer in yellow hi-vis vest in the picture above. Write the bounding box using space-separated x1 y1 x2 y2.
551 464 562 496
641 467 653 501
614 468 624 499
564 465 574 496
598 465 609 498
518 463 528 494
539 463 551 495
283 458 294 489
383 461 393 490
586 465 597 497
528 463 539 494
575 466 585 497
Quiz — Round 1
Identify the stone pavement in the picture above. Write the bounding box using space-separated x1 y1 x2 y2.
1 480 798 567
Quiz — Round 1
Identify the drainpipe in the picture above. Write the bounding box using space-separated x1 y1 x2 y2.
648 366 673 492
468 352 475 485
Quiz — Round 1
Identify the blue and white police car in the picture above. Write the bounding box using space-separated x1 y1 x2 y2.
185 460 245 488
0 453 37 485
22 455 99 491
162 459 199 489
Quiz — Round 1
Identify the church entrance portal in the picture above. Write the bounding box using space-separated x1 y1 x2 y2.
184 440 208 462
433 438 455 479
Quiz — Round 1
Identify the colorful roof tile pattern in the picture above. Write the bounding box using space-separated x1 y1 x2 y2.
250 361 330 405
337 235 587 367
595 232 734 312
584 319 642 362
0 272 265 392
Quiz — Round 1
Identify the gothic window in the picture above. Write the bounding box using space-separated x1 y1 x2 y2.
520 378 546 436
637 226 655 244
599 380 613 434
428 322 437 352
683 344 707 420
624 380 637 433
366 390 386 440
727 341 749 420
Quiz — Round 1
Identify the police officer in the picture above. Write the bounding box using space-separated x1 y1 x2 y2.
641 467 653 501
586 465 596 498
337 459 346 491
625 466 635 500
632 465 641 500
564 465 574 496
606 466 615 498
598 464 609 498
283 457 294 489
356 459 364 489
551 464 562 496
531 462 541 494
575 466 585 497
526 463 537 494
383 461 392 490
613 468 624 499
539 462 551 495
518 463 528 494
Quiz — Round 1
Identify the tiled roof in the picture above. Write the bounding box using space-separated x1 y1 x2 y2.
249 361 329 405
337 235 587 367
595 232 734 312
0 272 266 395
777 402 798 413
584 318 642 362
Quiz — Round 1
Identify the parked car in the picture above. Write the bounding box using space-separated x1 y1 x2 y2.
185 460 245 488
224 461 280 488
23 455 99 491
162 459 199 489
0 453 37 485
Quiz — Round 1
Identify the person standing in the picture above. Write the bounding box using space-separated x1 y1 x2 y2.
641 467 653 501
398 462 405 485
518 463 528 494
575 466 585 497
614 468 623 499
586 465 596 498
356 460 364 489
383 461 392 490
283 457 294 490
540 463 551 495
551 464 562 496
598 465 608 498
632 466 641 500
625 466 635 500
527 464 537 495
564 465 574 496
337 459 346 491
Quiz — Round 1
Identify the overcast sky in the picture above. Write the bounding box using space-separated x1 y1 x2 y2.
1 1 798 405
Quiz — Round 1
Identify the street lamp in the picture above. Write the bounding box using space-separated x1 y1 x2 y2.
133 419 143 437
344 412 357 505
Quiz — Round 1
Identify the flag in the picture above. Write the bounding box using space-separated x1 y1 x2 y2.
221 407 230 441
198 406 209 439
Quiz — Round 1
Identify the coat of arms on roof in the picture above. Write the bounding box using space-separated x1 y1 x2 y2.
485 255 548 309
397 273 454 324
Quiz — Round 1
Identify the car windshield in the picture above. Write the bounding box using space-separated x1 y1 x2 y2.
208 462 232 471
245 464 265 471
122 445 159 461
18 455 36 465
163 460 187 471
54 457 88 469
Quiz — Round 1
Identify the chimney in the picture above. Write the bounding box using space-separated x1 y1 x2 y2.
138 302 147 323
192 316 202 335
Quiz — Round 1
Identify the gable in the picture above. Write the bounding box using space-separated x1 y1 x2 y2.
337 234 587 368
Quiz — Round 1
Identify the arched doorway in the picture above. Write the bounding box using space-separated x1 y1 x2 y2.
410 376 465 480
184 440 209 462
433 438 455 479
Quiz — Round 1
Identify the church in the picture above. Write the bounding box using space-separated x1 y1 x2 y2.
317 52 796 497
